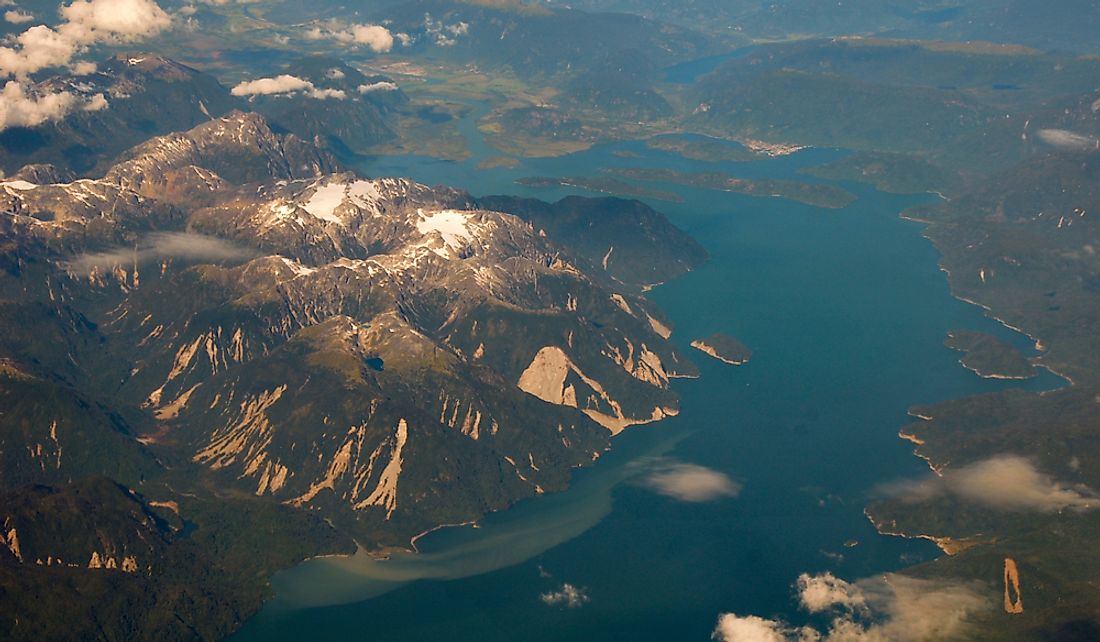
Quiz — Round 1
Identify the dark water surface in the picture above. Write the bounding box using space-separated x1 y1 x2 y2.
233 118 1061 641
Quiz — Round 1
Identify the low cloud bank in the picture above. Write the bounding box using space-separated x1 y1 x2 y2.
65 231 253 273
882 454 1098 512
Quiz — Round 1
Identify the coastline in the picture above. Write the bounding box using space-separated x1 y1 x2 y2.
864 509 973 556
689 340 749 365
867 202 1079 561
409 520 480 553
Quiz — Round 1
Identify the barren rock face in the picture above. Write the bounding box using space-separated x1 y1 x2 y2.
1 111 699 544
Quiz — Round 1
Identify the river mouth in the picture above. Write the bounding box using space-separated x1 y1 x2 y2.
233 112 1065 640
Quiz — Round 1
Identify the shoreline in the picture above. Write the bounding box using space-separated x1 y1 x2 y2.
409 520 480 553
954 358 1036 381
864 509 970 555
869 202 1080 562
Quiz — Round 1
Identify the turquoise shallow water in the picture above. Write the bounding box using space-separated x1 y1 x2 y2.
233 126 1062 641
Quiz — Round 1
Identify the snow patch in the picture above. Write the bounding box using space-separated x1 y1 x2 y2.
1 180 37 190
416 209 476 251
303 182 348 223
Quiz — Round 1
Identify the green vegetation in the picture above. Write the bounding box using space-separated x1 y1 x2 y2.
689 39 1100 175
802 151 961 194
865 95 1100 638
645 135 758 163
610 168 857 208
366 100 473 160
945 330 1036 379
478 194 708 292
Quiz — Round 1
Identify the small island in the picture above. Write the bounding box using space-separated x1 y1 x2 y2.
691 333 752 365
516 176 683 203
645 135 758 162
944 330 1037 379
608 168 856 209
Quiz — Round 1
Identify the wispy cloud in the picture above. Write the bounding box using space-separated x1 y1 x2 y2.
639 460 741 502
64 231 253 273
4 10 34 23
1036 128 1098 151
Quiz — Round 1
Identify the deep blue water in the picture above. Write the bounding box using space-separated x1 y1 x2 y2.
233 119 1062 641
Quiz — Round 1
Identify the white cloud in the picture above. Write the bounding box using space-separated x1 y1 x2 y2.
886 455 1099 512
324 68 344 80
539 583 589 608
230 74 345 100
308 87 345 99
1036 128 1098 151
713 573 987 642
344 24 393 52
423 13 470 47
231 74 313 96
0 79 105 129
0 24 79 77
0 0 170 128
797 573 865 613
59 0 171 43
302 21 394 53
83 91 107 111
358 81 398 94
70 59 96 75
0 0 170 78
4 10 34 23
640 460 741 502
712 615 816 642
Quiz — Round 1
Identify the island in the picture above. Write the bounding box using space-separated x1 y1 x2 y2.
645 135 758 162
516 176 683 203
690 334 753 365
944 330 1036 379
608 168 856 209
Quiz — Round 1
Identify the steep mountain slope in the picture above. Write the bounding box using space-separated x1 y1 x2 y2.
0 110 703 637
0 54 240 176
